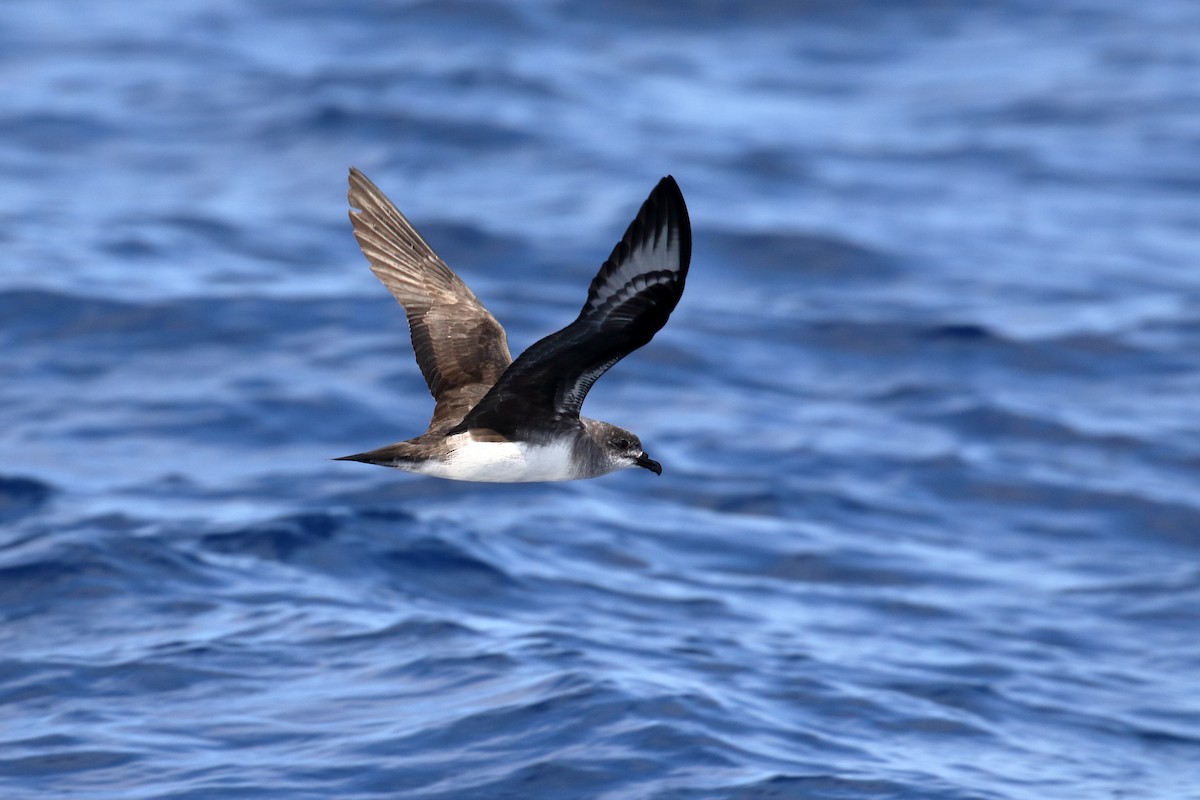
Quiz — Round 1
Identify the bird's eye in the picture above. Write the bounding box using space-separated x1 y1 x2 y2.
614 438 630 449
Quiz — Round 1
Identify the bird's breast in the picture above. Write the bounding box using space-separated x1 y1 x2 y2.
414 432 580 483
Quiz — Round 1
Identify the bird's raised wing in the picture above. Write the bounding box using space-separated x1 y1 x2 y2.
348 168 512 432
452 176 690 438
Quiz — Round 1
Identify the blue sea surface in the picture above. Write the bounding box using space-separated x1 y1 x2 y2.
3 1 1200 797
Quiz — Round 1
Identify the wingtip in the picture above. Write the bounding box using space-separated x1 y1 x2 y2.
651 175 688 216
659 173 683 193
347 166 368 211
348 166 386 209
650 175 691 272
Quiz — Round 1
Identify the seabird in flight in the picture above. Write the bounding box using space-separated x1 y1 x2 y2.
336 168 690 482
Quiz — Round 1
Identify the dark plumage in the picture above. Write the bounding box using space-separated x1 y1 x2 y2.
337 170 691 482
452 175 691 439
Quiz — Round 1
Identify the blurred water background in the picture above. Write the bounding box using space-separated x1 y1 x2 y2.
3 1 1200 797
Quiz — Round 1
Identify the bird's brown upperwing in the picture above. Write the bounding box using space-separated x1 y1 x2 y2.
347 168 513 432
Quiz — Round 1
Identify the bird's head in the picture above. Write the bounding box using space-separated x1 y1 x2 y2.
589 421 661 476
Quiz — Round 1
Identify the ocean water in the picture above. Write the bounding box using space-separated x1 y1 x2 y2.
3 1 1200 797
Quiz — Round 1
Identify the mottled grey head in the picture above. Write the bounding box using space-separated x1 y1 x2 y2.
583 419 662 476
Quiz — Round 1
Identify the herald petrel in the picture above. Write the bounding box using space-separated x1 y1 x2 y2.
336 168 691 482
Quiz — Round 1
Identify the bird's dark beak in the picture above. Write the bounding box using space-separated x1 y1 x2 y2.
635 452 662 476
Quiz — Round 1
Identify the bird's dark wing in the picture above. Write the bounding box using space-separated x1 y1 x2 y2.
348 168 512 432
452 176 690 438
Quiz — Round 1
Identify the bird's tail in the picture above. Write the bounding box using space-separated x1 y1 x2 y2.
333 442 429 469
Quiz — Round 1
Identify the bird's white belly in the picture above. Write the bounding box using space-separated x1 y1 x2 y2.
412 435 579 483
